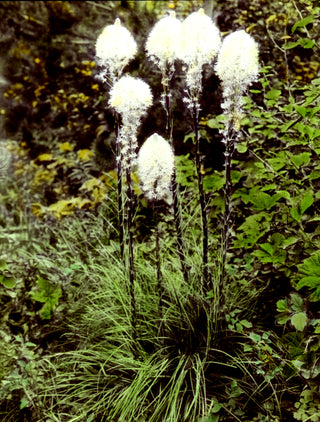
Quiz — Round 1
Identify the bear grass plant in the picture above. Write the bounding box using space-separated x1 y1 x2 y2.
35 8 292 422
2 4 320 422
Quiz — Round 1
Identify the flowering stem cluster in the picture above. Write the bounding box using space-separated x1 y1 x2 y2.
94 9 259 339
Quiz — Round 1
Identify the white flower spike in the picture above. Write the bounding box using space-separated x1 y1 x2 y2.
179 8 221 97
109 76 153 171
215 29 259 93
137 133 175 201
215 30 259 127
179 9 221 69
95 18 137 81
109 75 153 118
146 11 183 69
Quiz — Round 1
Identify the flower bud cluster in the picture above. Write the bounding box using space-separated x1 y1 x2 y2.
95 18 137 83
109 75 153 170
215 30 259 122
179 8 221 96
146 12 183 72
137 133 175 202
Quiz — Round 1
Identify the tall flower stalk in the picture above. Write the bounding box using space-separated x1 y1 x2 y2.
137 133 175 335
215 30 259 302
95 18 138 260
109 76 153 342
179 8 221 292
145 12 189 283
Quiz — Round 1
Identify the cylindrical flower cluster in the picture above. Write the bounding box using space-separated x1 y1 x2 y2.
146 11 183 74
137 133 175 202
215 30 259 126
179 8 221 98
109 75 153 170
95 18 137 83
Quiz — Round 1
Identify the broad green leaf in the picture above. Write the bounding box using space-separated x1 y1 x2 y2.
267 152 287 170
260 243 274 255
283 41 300 49
297 276 320 289
292 15 314 33
277 313 290 325
240 319 253 328
249 332 261 343
31 277 62 319
203 173 225 192
0 260 7 271
300 191 313 215
231 170 242 183
284 38 315 49
297 38 315 48
234 213 271 248
20 397 29 410
296 252 320 300
290 293 304 312
282 236 298 248
276 298 289 312
298 251 320 276
0 274 16 289
291 312 308 331
290 152 311 167
295 105 308 117
265 88 281 100
250 192 274 210
290 205 301 222
236 142 248 153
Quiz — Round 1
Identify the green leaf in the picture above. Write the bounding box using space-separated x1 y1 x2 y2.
277 313 290 325
250 191 281 211
290 206 301 222
267 152 287 170
292 15 314 33
290 152 311 168
300 191 313 215
295 105 308 117
231 170 242 183
296 252 320 298
297 276 320 289
0 274 16 289
284 38 315 49
203 173 225 192
20 397 29 410
277 298 289 312
290 293 304 312
298 38 315 48
31 277 62 319
260 243 274 255
211 401 222 413
291 312 308 331
240 319 253 328
236 142 248 153
0 260 7 271
265 88 281 100
249 332 261 343
234 213 271 248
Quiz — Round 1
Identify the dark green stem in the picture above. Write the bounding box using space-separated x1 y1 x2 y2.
163 77 189 283
115 120 124 261
219 123 236 302
192 100 209 292
125 166 137 344
154 203 164 340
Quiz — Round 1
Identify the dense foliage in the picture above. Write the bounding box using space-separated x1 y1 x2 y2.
0 1 320 421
